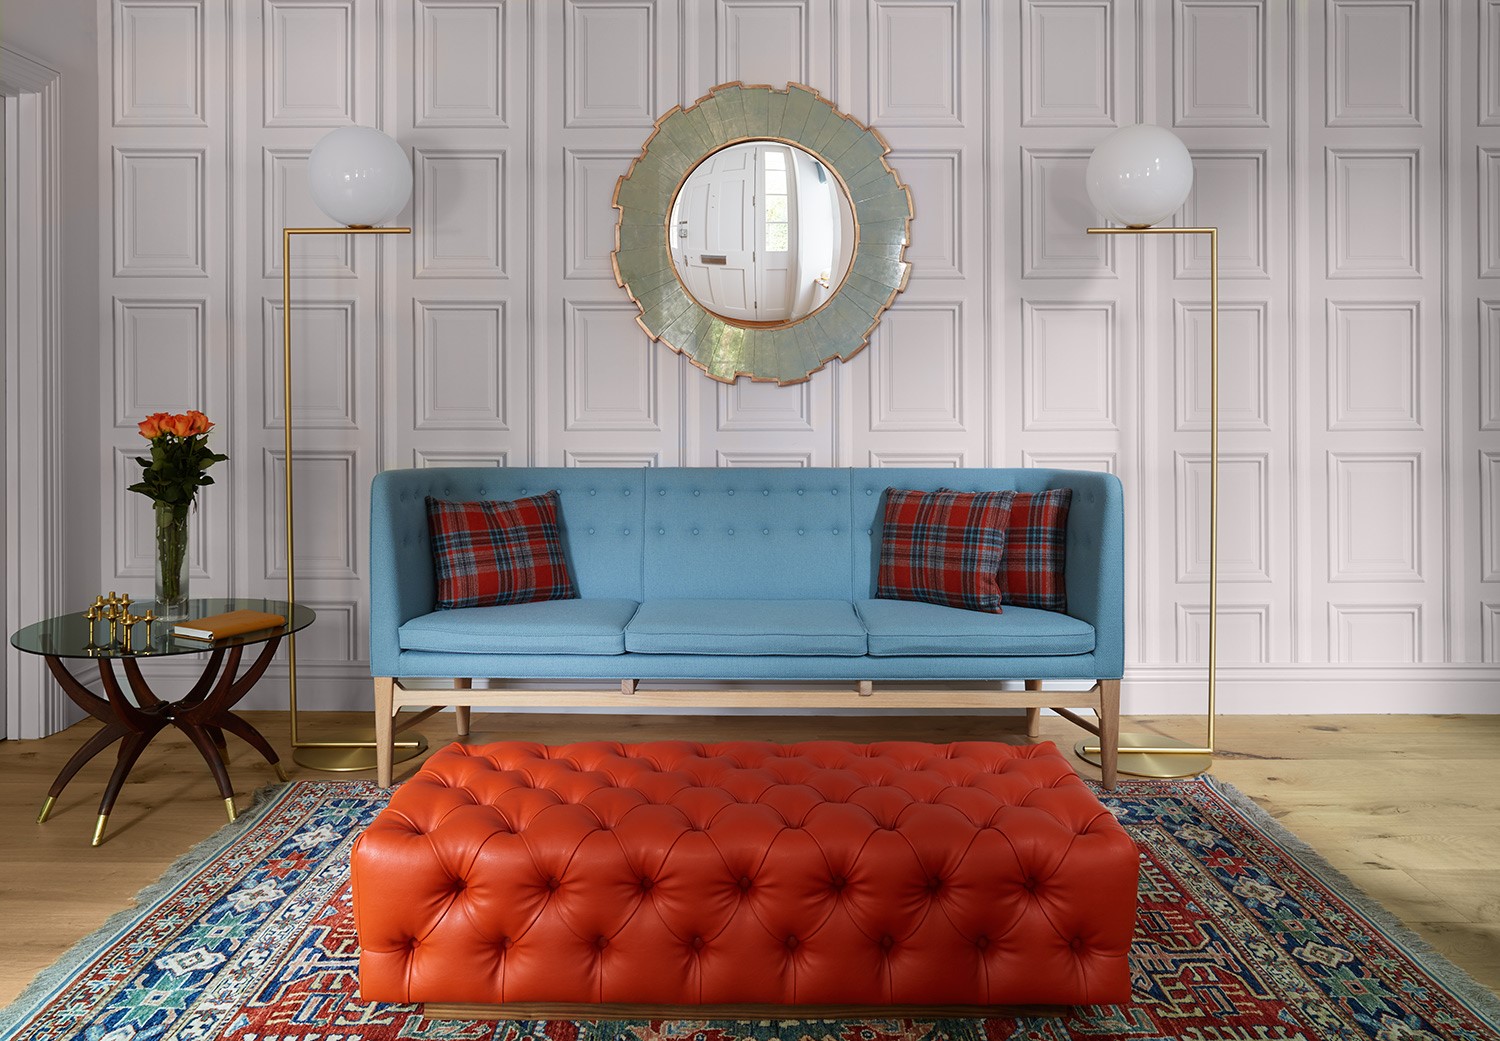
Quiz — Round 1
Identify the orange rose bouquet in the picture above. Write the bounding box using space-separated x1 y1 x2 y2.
129 411 228 613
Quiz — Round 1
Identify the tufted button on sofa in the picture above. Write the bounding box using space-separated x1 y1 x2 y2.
369 468 1127 790
352 739 1138 1013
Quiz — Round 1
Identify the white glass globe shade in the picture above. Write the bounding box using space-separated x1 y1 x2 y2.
307 126 412 227
1085 124 1194 228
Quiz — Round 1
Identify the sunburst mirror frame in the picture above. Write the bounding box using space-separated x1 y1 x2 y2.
612 82 913 386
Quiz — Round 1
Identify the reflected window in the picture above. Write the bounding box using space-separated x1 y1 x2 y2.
764 148 789 253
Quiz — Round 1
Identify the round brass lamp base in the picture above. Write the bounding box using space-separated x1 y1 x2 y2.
1074 733 1212 779
293 729 429 773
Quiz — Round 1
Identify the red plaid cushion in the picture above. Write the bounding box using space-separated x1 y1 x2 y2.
999 488 1072 611
426 492 577 609
875 488 1013 613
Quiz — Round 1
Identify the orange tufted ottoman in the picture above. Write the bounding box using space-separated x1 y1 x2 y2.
352 740 1138 1016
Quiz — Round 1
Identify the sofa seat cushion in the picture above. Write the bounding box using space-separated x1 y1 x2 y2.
856 599 1095 657
626 599 867 656
399 598 640 656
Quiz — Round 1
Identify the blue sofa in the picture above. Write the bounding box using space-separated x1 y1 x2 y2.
369 467 1125 787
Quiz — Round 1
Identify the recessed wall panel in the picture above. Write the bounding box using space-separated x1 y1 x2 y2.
1177 603 1271 663
1025 149 1114 278
1022 1 1113 126
1328 302 1421 430
263 299 357 429
414 301 507 429
718 380 814 432
868 451 966 468
1175 0 1266 127
564 302 658 430
263 149 357 278
1329 604 1422 663
1484 1 1500 125
264 0 356 126
565 149 635 279
1327 149 1421 278
1482 149 1500 278
891 150 962 277
565 450 661 467
1177 453 1271 581
1483 300 1500 430
264 449 358 579
1021 451 1118 474
114 299 206 427
414 449 509 468
1327 0 1418 126
1329 453 1422 581
1176 151 1267 278
415 151 506 278
1023 302 1116 431
716 451 814 467
295 600 359 663
1175 301 1269 431
566 0 655 127
114 0 205 126
416 0 507 127
114 149 206 277
871 0 960 126
719 0 809 85
871 304 964 431
1485 451 1500 581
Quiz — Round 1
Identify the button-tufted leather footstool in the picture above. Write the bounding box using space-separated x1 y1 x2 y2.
352 740 1138 1017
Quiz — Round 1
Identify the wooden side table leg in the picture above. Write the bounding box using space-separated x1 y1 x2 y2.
38 722 130 823
94 730 161 846
212 713 289 782
181 724 239 822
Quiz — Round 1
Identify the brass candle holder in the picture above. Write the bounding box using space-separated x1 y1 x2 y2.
84 593 158 654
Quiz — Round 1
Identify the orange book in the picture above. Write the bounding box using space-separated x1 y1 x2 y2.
173 609 286 641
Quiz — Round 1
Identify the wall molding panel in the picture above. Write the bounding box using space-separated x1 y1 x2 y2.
74 0 1497 717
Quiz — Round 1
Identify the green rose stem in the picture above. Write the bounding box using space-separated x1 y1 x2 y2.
154 502 190 610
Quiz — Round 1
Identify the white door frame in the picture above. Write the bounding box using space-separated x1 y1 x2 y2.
2 45 67 740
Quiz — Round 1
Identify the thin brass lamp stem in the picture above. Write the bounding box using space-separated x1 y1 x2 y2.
1078 226 1219 773
282 227 418 756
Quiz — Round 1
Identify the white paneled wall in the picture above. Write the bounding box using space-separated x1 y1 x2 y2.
93 0 1500 713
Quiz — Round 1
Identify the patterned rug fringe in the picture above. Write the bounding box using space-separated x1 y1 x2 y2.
1204 775 1500 1026
0 780 293 1033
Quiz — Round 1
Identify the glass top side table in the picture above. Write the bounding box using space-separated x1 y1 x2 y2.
10 597 314 845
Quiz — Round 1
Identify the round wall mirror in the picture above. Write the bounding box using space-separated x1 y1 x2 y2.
668 140 856 325
613 82 912 385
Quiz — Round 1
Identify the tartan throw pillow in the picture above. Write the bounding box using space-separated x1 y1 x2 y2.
875 488 1013 613
425 491 578 609
999 488 1072 611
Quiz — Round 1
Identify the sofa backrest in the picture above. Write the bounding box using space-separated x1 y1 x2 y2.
641 468 854 599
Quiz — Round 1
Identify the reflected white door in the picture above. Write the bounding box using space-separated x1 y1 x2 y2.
675 146 756 321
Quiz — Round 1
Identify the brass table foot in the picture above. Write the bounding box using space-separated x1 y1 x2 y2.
37 795 56 825
223 797 238 823
273 762 289 783
91 813 109 847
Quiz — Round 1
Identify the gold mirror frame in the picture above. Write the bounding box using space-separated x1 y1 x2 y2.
612 82 913 385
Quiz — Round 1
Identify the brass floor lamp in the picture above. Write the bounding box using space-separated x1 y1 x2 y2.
281 127 428 772
1073 125 1217 780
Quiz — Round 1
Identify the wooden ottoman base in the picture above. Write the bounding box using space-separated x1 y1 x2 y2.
352 740 1138 1009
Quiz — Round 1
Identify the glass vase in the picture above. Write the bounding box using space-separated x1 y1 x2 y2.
154 501 191 620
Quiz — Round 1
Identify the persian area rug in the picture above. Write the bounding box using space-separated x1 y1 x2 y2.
2 778 1497 1041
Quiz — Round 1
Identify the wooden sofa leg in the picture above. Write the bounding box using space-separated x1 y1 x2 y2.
454 678 472 737
374 677 396 788
1024 680 1043 739
1098 679 1121 790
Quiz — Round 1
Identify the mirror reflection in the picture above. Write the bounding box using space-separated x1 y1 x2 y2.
668 141 855 325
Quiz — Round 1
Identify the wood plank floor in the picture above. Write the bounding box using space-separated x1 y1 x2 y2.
2 710 1497 1007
